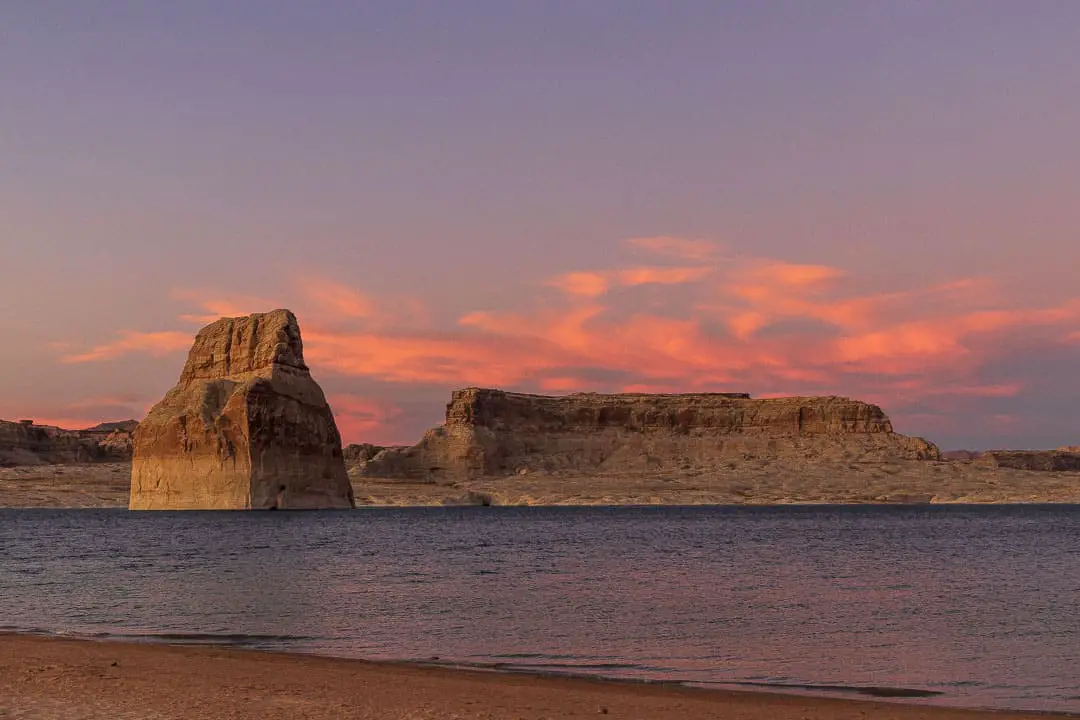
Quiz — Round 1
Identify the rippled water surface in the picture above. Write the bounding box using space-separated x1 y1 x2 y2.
2 506 1079 712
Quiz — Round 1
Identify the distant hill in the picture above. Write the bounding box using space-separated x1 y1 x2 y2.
0 419 135 466
86 420 139 433
941 449 983 461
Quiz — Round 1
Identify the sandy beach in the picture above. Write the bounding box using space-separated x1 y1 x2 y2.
0 634 1066 720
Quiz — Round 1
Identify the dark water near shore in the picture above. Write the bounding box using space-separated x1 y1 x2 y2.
2 506 1079 713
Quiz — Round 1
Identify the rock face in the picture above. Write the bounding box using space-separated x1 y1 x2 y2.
977 450 1080 472
0 419 136 466
130 310 354 510
358 388 940 482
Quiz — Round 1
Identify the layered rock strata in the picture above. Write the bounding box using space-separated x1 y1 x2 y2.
357 388 940 483
0 419 136 466
130 309 354 510
977 450 1080 472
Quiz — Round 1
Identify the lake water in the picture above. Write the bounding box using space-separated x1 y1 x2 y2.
1 506 1078 713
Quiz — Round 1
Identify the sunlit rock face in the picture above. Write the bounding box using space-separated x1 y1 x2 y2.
130 309 354 510
357 387 941 483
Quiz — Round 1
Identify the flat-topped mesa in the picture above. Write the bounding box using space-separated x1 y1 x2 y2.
357 388 940 482
447 388 894 434
130 310 354 510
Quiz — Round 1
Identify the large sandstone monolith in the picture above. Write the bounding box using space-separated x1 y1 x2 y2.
130 309 355 510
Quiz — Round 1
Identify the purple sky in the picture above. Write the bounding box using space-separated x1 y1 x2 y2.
3 2 1080 449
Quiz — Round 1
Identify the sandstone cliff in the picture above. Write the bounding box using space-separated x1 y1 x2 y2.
356 388 940 483
0 419 136 467
130 309 354 510
976 450 1080 472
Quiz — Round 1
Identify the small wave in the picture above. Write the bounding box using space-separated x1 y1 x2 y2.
108 631 319 645
0 627 317 646
507 661 645 672
418 658 683 685
0 627 113 640
728 680 944 699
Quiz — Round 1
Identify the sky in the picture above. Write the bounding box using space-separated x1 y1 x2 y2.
3 1 1080 450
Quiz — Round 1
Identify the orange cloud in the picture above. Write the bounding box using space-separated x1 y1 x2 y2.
617 266 712 287
548 266 711 297
61 277 424 365
743 261 845 288
625 236 721 261
176 277 419 331
61 331 193 364
327 394 407 445
51 237 1080 444
297 277 377 320
549 271 610 297
305 330 569 386
173 290 281 324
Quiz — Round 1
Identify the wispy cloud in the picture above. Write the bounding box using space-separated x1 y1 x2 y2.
625 236 721 262
297 277 377 320
48 237 1080 443
548 266 712 297
61 331 193 364
173 290 282 324
328 394 407 445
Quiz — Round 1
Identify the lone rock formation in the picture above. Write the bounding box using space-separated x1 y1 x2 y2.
130 309 354 510
358 388 940 482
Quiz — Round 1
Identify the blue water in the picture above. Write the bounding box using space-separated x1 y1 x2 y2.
1 506 1079 713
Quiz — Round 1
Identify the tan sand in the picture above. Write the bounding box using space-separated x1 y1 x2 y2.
0 634 1064 720
7 458 1080 508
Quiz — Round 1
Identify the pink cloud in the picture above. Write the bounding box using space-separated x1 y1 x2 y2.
548 266 711 297
548 271 610 297
328 394 408 445
49 237 1080 441
742 261 845 289
625 236 721 261
61 331 193 364
173 290 281 324
297 277 377 320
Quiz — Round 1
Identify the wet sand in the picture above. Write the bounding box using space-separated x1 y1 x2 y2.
0 634 1066 720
